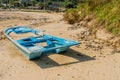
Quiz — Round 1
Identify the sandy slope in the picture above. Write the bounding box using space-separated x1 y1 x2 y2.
0 11 120 80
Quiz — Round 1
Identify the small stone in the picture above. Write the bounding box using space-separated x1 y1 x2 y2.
72 76 75 78
59 33 62 35
57 74 60 76
103 56 105 58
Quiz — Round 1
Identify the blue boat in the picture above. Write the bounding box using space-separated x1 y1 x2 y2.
4 26 80 60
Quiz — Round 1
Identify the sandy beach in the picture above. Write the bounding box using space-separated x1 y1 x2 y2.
0 11 120 80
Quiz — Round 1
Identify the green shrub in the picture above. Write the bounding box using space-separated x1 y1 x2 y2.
112 27 120 35
0 4 4 8
63 9 80 24
64 0 120 35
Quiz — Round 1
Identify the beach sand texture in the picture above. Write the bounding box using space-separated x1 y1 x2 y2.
0 11 120 80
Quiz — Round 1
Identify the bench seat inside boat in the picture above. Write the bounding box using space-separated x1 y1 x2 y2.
17 36 54 46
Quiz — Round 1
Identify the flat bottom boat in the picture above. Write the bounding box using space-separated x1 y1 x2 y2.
4 26 80 60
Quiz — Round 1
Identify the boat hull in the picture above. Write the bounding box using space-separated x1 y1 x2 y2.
4 26 80 60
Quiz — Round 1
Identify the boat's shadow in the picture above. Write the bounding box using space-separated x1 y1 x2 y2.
32 49 95 69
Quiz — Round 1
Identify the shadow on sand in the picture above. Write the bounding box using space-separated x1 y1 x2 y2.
32 49 95 69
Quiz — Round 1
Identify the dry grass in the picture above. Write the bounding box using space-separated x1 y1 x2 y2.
64 0 120 36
